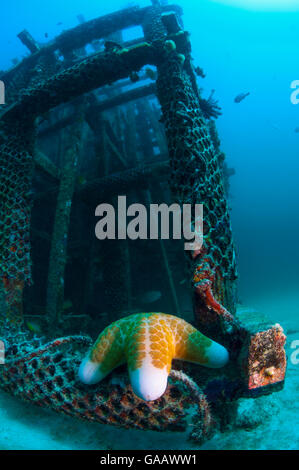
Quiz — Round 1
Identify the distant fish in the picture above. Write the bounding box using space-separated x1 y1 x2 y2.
77 175 87 185
194 66 206 78
270 122 281 132
26 320 42 334
234 92 250 103
294 127 299 133
44 33 49 38
57 22 63 26
138 290 162 304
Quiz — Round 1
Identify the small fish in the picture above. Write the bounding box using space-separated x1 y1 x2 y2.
26 320 42 334
270 122 281 132
294 127 299 133
234 92 250 103
77 175 87 185
287 328 299 335
63 299 72 311
44 33 48 38
57 22 63 26
139 290 162 304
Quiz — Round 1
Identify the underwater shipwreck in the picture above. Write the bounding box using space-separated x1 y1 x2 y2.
0 1 287 445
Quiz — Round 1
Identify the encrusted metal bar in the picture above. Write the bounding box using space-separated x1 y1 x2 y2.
17 30 41 54
1 43 156 122
55 6 149 54
92 83 157 114
33 160 169 203
38 84 157 138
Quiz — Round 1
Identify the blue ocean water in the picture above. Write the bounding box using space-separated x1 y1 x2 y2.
0 0 298 450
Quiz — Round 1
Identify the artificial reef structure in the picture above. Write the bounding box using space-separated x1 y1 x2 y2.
0 1 286 444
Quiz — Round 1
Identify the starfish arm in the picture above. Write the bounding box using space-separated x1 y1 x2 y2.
78 319 127 384
126 314 174 401
166 315 229 368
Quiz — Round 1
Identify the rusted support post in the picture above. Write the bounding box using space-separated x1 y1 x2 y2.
81 112 108 318
45 109 86 333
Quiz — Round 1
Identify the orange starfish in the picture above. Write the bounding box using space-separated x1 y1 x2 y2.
79 313 229 401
